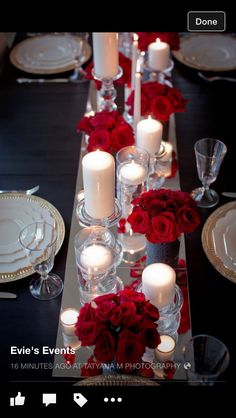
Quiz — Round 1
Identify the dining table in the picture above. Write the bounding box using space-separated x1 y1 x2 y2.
1 33 236 396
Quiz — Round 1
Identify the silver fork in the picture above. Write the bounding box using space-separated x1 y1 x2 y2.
0 185 39 195
198 72 236 83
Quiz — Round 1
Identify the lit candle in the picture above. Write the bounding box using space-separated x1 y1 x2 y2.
133 59 141 133
148 38 170 71
60 308 78 336
92 32 119 78
155 335 176 362
80 244 113 272
142 263 176 309
159 142 173 177
131 33 138 90
136 117 163 157
119 160 147 186
82 150 115 219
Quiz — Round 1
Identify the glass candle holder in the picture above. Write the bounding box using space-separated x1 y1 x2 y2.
74 226 123 305
143 58 174 85
60 308 81 350
116 146 149 263
92 66 123 112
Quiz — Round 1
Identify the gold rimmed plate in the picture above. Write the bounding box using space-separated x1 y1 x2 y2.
202 201 236 284
0 193 65 283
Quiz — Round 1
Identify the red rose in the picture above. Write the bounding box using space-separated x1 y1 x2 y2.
149 212 179 243
94 293 118 305
176 206 200 233
90 111 116 130
87 129 112 152
117 218 127 234
95 301 116 322
142 82 167 99
126 91 149 116
110 301 137 327
76 116 93 135
118 288 146 304
81 355 102 377
116 330 145 364
142 301 159 321
111 123 134 151
167 88 188 112
94 331 115 363
78 321 98 346
75 303 96 328
127 208 150 234
150 95 174 121
118 52 132 86
138 319 161 348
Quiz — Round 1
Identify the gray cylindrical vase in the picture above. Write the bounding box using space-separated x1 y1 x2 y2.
146 239 180 268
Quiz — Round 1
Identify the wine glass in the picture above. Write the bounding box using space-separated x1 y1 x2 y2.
183 334 230 385
19 222 63 300
191 138 227 208
67 32 89 82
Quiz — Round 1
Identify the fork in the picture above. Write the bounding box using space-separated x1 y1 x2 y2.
198 72 236 83
0 185 39 195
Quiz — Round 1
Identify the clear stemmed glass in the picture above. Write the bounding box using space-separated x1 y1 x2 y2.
68 32 89 82
183 334 230 385
19 222 63 300
191 138 227 208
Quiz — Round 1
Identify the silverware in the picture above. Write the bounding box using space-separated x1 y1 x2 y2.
16 77 83 84
0 292 18 299
222 192 236 198
198 72 236 83
0 185 39 195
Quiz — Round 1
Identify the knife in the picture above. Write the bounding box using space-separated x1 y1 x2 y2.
222 192 236 198
16 77 82 84
0 292 18 299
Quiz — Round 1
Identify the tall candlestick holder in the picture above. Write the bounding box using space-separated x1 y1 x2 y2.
148 141 167 190
92 66 123 112
143 59 174 85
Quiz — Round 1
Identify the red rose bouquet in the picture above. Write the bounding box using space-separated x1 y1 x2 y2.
77 110 135 153
75 289 161 374
127 189 200 244
137 32 180 52
126 82 188 122
85 52 132 90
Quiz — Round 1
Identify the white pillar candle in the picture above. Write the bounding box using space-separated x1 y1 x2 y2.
136 117 163 157
80 244 113 272
155 335 176 362
82 150 115 219
131 33 138 90
92 32 119 79
119 160 147 186
142 263 176 309
133 60 141 133
148 38 170 71
60 308 78 336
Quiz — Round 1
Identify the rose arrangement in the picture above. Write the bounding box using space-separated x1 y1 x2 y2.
137 32 180 52
127 189 200 244
126 82 188 122
75 289 161 374
85 52 132 89
77 110 135 153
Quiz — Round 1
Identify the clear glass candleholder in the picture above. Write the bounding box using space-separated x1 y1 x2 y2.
74 226 123 305
76 195 122 228
143 59 174 85
92 66 123 112
148 141 167 190
116 146 149 263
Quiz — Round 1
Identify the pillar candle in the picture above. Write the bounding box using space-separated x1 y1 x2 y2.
155 335 176 362
133 60 141 133
92 32 119 78
80 244 113 272
60 308 78 336
136 117 163 156
82 150 115 219
142 263 176 309
131 33 138 90
119 160 147 186
148 38 170 71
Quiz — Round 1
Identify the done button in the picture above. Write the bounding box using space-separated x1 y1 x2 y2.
188 11 226 32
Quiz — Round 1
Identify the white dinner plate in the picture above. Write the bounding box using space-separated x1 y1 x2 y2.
10 34 92 74
0 193 65 283
202 202 236 283
172 34 236 72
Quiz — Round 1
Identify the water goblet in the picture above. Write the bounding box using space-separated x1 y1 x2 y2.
191 138 227 208
19 222 63 300
68 32 89 82
183 334 230 385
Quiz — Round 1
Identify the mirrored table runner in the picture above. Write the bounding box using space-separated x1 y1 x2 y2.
53 81 192 381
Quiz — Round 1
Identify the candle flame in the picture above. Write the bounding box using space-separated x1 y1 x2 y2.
148 115 152 120
133 33 139 42
156 38 161 44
